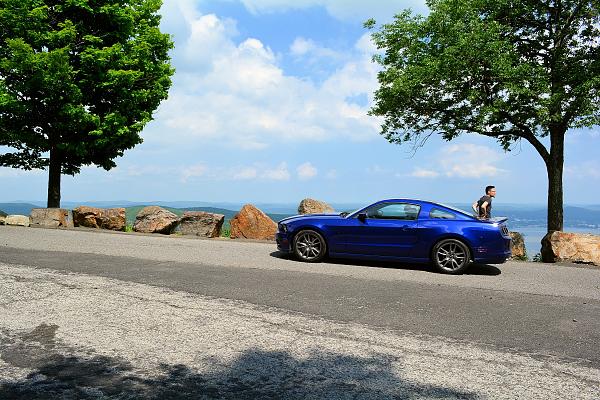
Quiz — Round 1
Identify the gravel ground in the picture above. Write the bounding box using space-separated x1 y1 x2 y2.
1 263 599 399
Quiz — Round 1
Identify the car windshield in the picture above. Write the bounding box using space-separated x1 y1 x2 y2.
341 208 361 218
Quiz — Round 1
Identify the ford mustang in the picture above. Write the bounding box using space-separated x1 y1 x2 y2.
276 199 512 274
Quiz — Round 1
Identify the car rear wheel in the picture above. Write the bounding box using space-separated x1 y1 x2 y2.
293 230 327 262
432 239 471 274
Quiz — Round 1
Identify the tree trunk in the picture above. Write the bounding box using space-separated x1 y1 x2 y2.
541 129 565 262
546 162 564 232
47 148 62 208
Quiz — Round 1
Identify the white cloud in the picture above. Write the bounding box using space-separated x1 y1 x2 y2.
233 167 258 180
261 162 291 181
238 0 428 21
440 144 506 178
565 161 600 179
297 162 318 180
410 168 439 178
151 10 381 151
290 37 342 60
404 144 506 180
180 164 207 183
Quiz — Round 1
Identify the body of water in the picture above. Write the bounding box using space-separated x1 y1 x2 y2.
509 225 600 258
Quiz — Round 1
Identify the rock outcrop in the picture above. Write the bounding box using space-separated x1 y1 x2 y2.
298 198 335 215
30 208 74 228
4 215 30 227
509 232 526 259
174 211 225 238
541 231 600 266
73 206 126 231
0 215 6 225
230 204 277 240
133 206 179 234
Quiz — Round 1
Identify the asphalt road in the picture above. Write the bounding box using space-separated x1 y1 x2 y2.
0 225 599 399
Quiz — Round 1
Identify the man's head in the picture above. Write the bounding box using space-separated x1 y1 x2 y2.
485 185 496 197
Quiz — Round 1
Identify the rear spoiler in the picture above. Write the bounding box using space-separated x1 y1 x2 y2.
479 217 508 224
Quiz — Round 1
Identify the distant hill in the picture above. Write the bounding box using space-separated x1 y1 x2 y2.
0 210 6 217
0 203 39 216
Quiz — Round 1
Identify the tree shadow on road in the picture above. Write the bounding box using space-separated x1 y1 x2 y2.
271 251 501 276
1 346 478 399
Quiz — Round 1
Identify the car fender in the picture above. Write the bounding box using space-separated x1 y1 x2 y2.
429 234 475 261
289 224 328 245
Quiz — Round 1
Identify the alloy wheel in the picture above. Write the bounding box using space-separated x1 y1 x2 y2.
294 230 326 262
434 239 470 274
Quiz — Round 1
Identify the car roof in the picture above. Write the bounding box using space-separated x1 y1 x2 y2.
364 199 475 218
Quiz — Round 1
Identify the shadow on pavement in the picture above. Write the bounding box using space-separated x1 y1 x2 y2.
271 251 502 276
0 344 478 399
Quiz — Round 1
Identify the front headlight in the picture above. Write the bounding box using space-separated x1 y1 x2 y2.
278 223 288 233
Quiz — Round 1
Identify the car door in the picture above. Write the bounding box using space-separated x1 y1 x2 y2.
343 202 421 258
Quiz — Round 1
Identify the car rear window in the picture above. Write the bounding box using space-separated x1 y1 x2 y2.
430 208 456 219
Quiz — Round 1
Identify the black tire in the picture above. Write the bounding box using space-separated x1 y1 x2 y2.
432 239 471 274
293 229 327 263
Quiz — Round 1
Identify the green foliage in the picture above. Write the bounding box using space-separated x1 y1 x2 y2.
532 253 543 263
0 0 174 194
367 0 600 149
124 224 134 233
220 226 230 238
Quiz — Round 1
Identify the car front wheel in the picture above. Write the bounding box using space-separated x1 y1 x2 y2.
432 239 471 274
293 230 327 262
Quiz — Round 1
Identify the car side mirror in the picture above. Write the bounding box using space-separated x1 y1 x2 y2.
357 212 367 222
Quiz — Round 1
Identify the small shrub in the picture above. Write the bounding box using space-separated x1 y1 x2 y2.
221 227 230 238
124 225 134 232
532 253 543 262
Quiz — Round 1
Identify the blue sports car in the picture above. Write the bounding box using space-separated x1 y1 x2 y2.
276 199 512 274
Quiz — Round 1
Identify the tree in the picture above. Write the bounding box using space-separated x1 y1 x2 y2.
0 0 174 207
366 0 599 257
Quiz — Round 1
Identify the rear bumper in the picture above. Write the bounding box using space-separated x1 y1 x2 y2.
473 237 512 264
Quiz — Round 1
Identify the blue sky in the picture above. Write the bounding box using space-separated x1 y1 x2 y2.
1 0 599 205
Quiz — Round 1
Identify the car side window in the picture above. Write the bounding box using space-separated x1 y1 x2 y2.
365 203 421 220
430 208 456 219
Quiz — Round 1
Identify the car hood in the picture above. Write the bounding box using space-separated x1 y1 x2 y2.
278 213 343 224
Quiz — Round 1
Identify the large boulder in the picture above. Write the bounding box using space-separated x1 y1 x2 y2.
174 211 225 238
298 198 335 215
133 206 179 234
5 215 30 227
509 231 526 260
541 231 600 266
0 215 6 225
230 204 277 240
73 206 126 231
30 208 74 228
